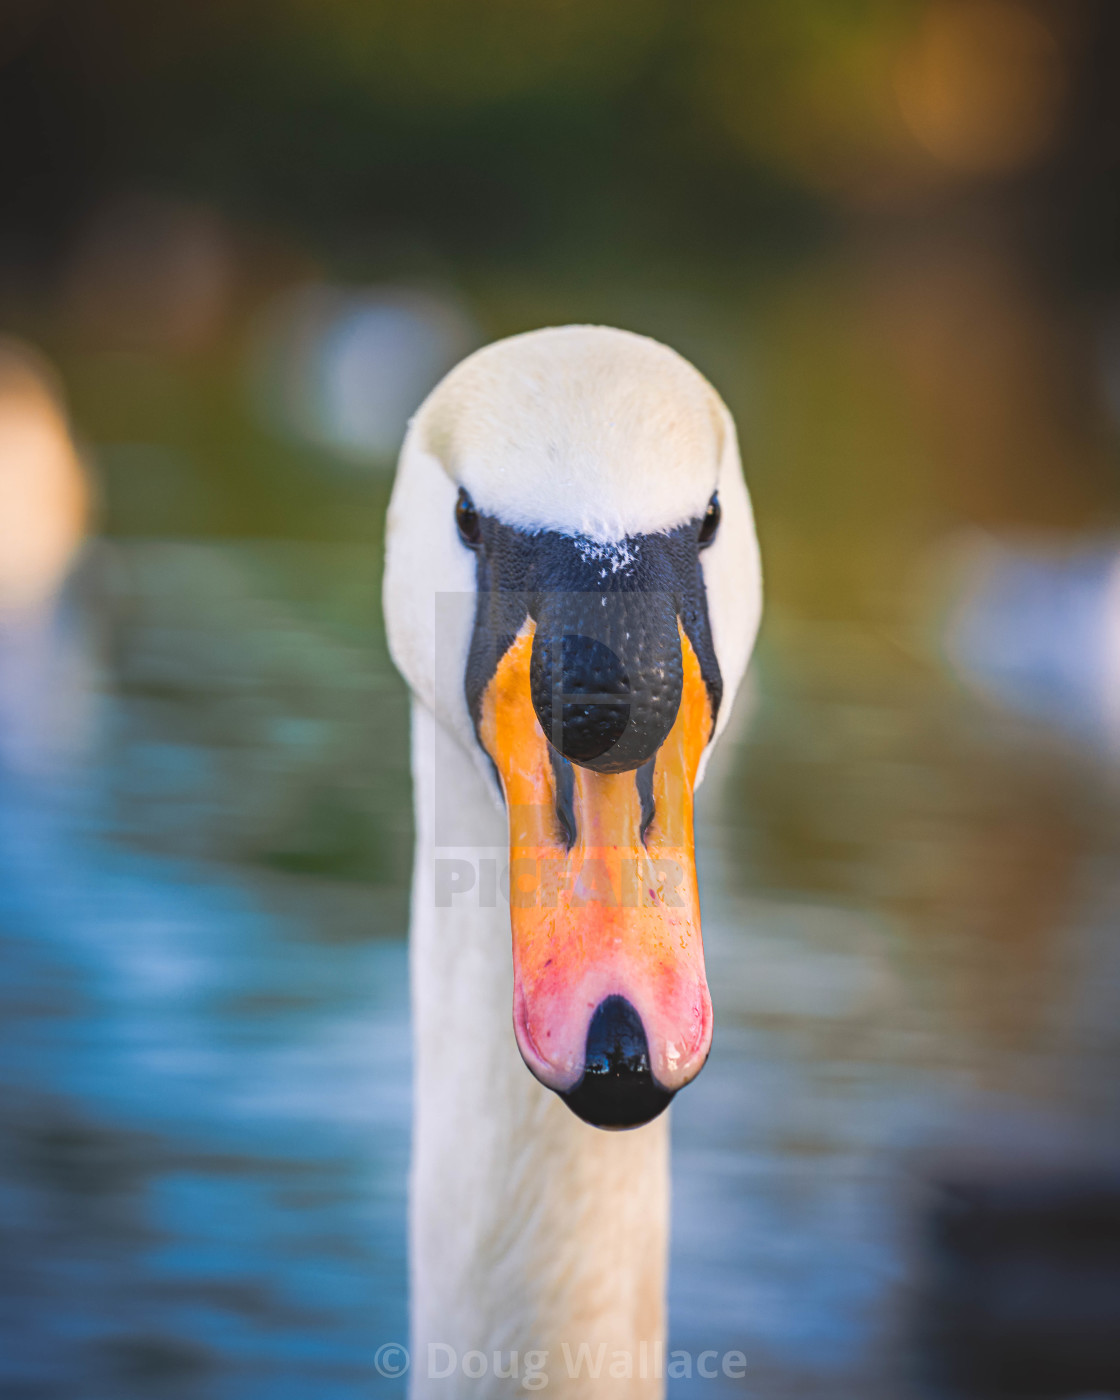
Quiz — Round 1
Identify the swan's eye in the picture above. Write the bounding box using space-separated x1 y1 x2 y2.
455 488 482 548
698 493 720 548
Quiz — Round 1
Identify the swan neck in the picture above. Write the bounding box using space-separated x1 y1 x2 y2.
408 700 670 1397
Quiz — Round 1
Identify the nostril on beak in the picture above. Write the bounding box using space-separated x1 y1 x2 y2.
560 995 675 1130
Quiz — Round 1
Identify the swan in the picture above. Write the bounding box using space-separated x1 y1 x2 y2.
0 340 91 781
383 325 762 1396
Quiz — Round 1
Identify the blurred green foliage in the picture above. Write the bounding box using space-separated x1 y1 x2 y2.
2 0 1118 622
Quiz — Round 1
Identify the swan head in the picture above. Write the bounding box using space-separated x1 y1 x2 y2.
385 325 762 1129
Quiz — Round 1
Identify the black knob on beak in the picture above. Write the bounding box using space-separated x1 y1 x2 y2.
530 593 683 774
561 996 674 1129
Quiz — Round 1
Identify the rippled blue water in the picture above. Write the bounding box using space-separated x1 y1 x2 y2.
2 545 1118 1398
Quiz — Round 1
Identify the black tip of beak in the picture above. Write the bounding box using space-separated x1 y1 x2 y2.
560 995 674 1130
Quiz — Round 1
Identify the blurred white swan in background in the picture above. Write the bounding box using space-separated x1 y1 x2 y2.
939 530 1120 755
0 340 93 782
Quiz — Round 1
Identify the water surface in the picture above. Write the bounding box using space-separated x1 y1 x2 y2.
2 545 1118 1398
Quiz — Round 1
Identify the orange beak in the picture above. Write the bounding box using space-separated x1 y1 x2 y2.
478 620 713 1126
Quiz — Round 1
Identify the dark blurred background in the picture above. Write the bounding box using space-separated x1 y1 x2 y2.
3 2 1120 1397
6 0 1120 573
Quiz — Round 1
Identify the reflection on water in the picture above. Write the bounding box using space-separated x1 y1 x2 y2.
1 545 410 1400
676 616 1120 1397
2 546 1119 1397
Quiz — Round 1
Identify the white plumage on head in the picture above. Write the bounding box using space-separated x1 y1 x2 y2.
419 324 726 542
